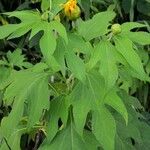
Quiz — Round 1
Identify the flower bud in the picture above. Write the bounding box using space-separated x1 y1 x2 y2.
111 24 122 35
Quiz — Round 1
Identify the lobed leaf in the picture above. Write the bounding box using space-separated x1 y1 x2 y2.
78 11 116 41
65 50 86 82
114 36 148 81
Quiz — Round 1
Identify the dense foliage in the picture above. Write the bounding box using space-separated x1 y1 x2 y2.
0 0 150 150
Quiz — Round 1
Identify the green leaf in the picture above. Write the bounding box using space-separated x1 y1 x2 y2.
27 75 49 128
6 48 31 68
7 49 24 64
30 62 49 72
2 10 67 55
0 69 50 148
0 24 21 39
39 21 67 56
40 118 87 150
50 21 68 44
48 55 61 71
87 40 118 89
121 22 150 45
39 21 67 70
29 21 45 39
0 60 8 66
78 11 116 41
67 33 92 55
65 50 86 81
54 37 66 76
139 122 150 148
114 36 148 81
99 41 118 89
1 11 67 71
105 89 128 124
0 93 26 148
41 0 50 12
7 23 34 39
45 96 68 142
70 72 105 136
86 41 103 70
128 123 142 143
0 67 11 88
70 82 92 135
70 71 116 149
4 10 41 23
83 130 101 150
121 22 147 32
40 22 56 56
0 11 41 40
115 134 126 150
93 105 116 150
115 132 136 150
51 0 66 15
125 32 150 45
0 127 26 150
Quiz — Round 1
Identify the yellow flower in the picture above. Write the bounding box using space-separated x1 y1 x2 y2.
64 0 77 15
63 0 81 20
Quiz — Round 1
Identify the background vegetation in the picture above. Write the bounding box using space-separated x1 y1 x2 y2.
0 0 150 150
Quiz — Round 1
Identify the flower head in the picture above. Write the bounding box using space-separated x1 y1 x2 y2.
64 0 77 16
62 0 80 20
